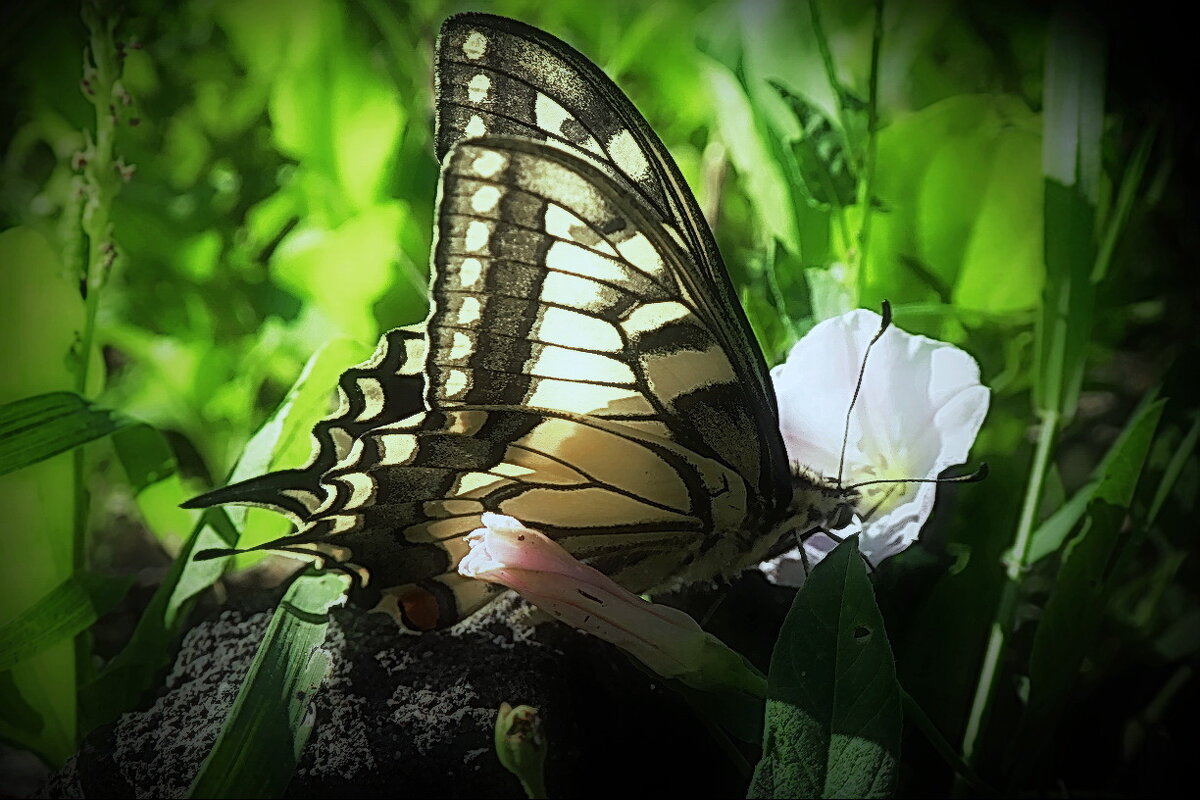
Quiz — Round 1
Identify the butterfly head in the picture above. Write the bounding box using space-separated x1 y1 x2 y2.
787 462 863 538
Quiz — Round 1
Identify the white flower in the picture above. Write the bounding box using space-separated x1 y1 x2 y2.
760 308 989 586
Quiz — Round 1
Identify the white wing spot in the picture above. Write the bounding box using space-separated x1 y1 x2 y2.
467 73 491 103
377 433 417 464
470 151 506 178
615 231 664 275
354 377 386 422
535 92 571 134
449 331 473 360
458 297 481 325
444 369 469 398
465 220 491 252
465 114 487 138
471 185 501 213
622 301 691 335
462 32 487 59
459 257 483 288
607 129 651 181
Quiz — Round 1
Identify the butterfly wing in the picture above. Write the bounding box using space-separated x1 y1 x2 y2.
189 16 795 630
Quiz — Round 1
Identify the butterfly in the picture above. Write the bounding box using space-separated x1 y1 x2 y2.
187 13 856 631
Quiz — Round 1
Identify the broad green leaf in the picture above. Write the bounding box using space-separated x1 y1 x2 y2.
0 227 86 766
188 570 347 798
1025 396 1165 563
112 424 199 546
866 95 1042 312
217 0 404 213
0 393 130 477
0 572 133 674
272 203 405 342
749 536 901 799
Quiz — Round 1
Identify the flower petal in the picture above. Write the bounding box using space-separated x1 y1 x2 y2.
764 308 989 585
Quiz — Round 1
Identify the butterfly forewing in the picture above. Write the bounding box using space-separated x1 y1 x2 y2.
436 14 784 440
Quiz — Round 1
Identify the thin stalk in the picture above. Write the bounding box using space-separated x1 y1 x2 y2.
72 2 126 568
957 409 1059 774
855 0 884 293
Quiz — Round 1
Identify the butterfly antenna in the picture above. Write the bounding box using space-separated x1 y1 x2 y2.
836 300 893 489
844 462 990 492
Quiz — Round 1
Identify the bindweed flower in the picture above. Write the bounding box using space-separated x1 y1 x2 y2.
761 308 989 587
460 513 765 696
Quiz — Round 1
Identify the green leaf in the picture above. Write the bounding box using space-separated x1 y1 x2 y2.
1010 405 1162 782
0 572 133 674
188 569 346 798
1025 396 1165 563
703 58 800 253
113 424 200 546
0 393 131 477
272 204 405 341
749 536 901 799
867 95 1043 312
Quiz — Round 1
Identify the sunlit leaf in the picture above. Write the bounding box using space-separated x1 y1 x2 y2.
272 203 405 341
867 95 1042 312
0 227 86 766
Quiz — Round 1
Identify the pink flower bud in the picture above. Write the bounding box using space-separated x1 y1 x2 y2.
460 514 764 695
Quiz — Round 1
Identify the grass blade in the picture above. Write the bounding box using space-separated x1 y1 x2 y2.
188 570 347 798
0 572 132 674
0 393 130 477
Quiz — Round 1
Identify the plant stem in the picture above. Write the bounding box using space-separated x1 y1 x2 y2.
957 409 1059 779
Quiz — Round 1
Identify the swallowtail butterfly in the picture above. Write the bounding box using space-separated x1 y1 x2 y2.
188 13 856 630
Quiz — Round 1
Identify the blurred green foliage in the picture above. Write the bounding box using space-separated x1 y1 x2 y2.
0 0 1195 795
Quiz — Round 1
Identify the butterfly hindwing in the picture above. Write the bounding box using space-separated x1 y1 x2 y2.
184 325 427 523
436 14 785 459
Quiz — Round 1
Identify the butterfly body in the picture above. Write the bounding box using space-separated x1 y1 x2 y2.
188 13 852 631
